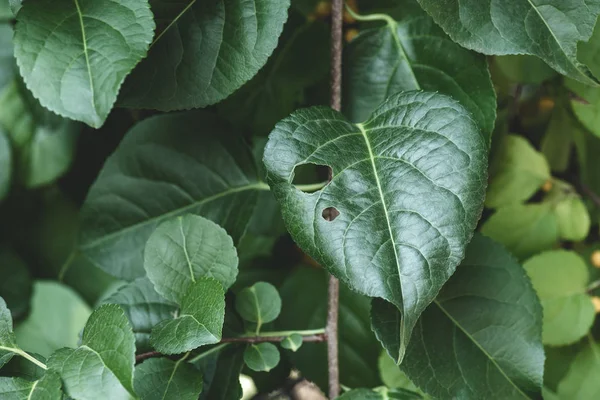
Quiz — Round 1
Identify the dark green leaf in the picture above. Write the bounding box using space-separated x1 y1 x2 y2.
0 297 18 367
264 91 487 361
48 304 136 400
13 0 155 127
524 251 595 345
150 279 225 355
494 55 557 84
79 111 265 280
134 357 203 400
0 247 31 319
541 105 574 172
0 372 62 400
0 79 79 188
338 387 424 400
243 343 280 372
145 215 238 303
481 203 559 260
0 129 10 201
120 0 291 111
372 234 544 399
280 334 303 352
344 2 496 138
0 24 15 91
191 344 245 400
415 0 600 84
235 282 281 327
103 277 177 352
14 281 91 358
378 352 424 396
486 135 550 208
557 341 600 399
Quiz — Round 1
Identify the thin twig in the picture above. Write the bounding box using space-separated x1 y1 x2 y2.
327 0 343 398
580 182 600 208
220 334 326 344
135 351 161 363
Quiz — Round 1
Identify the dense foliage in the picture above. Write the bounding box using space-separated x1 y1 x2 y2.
1 0 600 399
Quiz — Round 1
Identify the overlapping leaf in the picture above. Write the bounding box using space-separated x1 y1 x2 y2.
372 234 544 399
134 357 203 400
415 0 600 84
0 372 62 400
79 111 265 280
264 91 487 362
13 0 155 127
243 343 280 372
120 0 290 111
344 0 495 139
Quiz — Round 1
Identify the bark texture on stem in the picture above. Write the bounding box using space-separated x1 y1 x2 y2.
327 0 343 398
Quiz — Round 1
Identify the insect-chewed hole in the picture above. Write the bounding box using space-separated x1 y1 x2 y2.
292 163 331 192
322 207 340 221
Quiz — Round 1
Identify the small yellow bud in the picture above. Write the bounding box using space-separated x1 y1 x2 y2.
314 1 331 18
591 250 600 268
541 179 553 192
592 296 600 313
538 97 555 112
345 29 359 43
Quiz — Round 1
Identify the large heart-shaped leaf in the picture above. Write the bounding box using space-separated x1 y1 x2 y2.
13 0 155 128
344 0 495 138
372 234 544 399
79 111 265 280
264 91 487 361
415 0 600 84
119 0 290 111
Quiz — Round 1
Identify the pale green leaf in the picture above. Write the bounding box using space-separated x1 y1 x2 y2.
243 343 280 372
264 91 487 362
15 281 91 358
103 277 177 352
377 352 422 396
557 342 600 400
0 247 31 319
554 195 590 241
120 0 290 111
150 279 225 355
524 250 595 346
0 297 18 366
481 203 559 260
235 282 281 326
486 135 550 208
344 1 496 138
566 78 600 138
134 357 203 400
47 304 136 400
280 334 303 352
144 215 238 303
0 79 79 188
578 18 600 80
494 55 557 84
0 372 62 400
79 111 265 280
372 234 544 399
0 129 10 201
13 0 155 127
415 0 600 84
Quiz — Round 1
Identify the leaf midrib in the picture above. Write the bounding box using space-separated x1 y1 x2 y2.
80 345 135 396
73 0 97 116
150 0 197 48
386 21 420 91
433 300 532 399
81 181 269 250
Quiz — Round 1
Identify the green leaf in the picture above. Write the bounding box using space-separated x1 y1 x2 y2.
486 135 551 208
415 0 600 84
264 91 487 362
278 267 382 390
0 129 10 201
120 0 291 111
134 357 203 400
0 79 79 188
481 203 559 260
377 352 423 396
0 372 62 400
13 0 155 128
494 55 557 84
0 297 18 366
554 195 591 241
344 3 496 138
541 105 574 173
0 24 16 92
280 334 303 352
191 344 245 400
150 279 225 355
578 18 600 80
0 247 31 319
235 282 281 327
372 234 544 399
557 341 600 399
47 304 136 400
144 215 238 303
15 281 91 358
524 251 595 346
103 277 177 352
567 78 600 138
79 111 264 280
243 343 280 372
338 387 424 400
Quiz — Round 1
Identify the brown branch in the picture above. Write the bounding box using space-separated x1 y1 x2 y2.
327 0 343 399
135 351 161 363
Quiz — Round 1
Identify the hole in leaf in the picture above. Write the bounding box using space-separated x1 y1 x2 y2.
292 163 331 192
322 207 340 221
